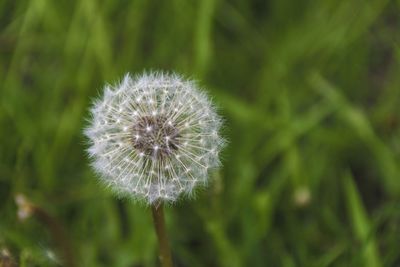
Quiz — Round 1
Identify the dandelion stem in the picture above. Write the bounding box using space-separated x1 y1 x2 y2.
151 202 173 267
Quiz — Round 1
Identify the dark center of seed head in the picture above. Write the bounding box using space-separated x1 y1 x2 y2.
131 115 180 159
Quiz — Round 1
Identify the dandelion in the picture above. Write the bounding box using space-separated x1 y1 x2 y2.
85 72 224 204
85 72 224 266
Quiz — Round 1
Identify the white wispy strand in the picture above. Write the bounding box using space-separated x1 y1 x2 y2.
85 72 225 204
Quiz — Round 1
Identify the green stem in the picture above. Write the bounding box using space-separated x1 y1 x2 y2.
151 202 173 267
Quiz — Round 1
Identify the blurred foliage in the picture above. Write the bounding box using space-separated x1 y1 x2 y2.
1 0 400 266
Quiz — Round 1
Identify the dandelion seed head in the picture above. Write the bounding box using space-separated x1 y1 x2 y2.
85 72 225 204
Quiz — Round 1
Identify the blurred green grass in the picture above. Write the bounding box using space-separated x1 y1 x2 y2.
1 0 400 266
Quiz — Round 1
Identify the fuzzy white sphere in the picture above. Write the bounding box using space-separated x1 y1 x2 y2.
85 72 224 204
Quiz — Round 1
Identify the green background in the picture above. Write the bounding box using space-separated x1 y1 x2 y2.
1 0 400 266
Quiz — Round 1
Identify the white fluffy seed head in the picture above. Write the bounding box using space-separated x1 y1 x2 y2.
85 72 225 204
